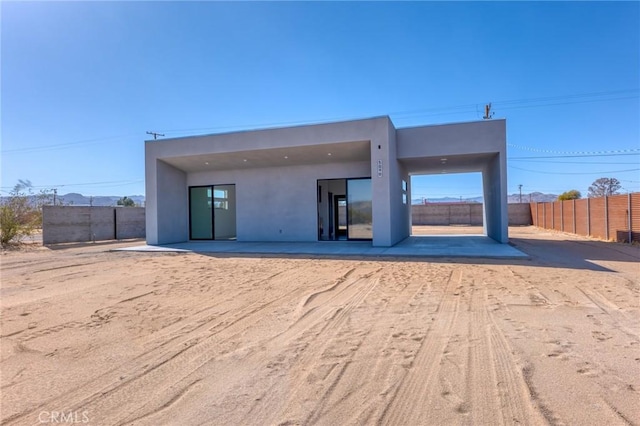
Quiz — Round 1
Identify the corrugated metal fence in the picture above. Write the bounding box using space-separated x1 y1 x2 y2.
530 193 640 243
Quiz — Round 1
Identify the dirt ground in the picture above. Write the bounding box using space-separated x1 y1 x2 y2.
1 227 638 425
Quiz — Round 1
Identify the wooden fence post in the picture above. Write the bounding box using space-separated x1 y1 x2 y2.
629 193 633 244
604 195 609 241
573 199 576 234
587 198 591 236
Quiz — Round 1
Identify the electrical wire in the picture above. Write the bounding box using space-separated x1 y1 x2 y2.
509 153 640 159
508 165 640 175
508 160 639 165
2 89 637 151
0 179 143 190
1 134 138 154
156 88 639 135
507 144 639 155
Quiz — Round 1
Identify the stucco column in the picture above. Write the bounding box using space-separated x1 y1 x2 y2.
370 118 394 247
482 152 508 243
146 159 188 244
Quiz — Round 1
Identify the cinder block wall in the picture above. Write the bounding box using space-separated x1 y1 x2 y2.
90 207 116 241
43 206 94 243
507 203 533 226
116 207 146 239
43 206 145 244
412 203 531 226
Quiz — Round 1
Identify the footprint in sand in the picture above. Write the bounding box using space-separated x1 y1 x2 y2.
591 330 612 341
577 362 598 377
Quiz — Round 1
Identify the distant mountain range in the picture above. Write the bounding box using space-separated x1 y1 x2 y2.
0 192 146 207
56 193 146 206
412 192 558 205
5 191 558 207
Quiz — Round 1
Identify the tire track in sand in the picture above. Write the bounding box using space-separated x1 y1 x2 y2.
241 267 383 425
379 268 462 426
2 265 350 425
471 285 545 425
301 268 436 425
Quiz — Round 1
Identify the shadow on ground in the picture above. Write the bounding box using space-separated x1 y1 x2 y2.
119 234 639 273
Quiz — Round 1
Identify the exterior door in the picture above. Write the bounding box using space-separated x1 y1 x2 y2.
189 186 213 239
189 185 236 240
347 178 372 240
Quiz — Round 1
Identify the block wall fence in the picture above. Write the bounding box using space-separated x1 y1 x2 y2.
530 193 640 243
43 206 145 244
46 196 640 245
411 203 532 226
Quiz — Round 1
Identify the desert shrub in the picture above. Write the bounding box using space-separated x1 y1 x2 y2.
0 180 52 247
558 190 581 201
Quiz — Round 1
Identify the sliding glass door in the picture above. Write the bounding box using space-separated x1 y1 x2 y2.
318 178 372 241
190 186 213 239
213 185 236 240
347 178 373 239
189 185 236 240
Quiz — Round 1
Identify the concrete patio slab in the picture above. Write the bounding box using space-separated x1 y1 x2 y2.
115 235 528 259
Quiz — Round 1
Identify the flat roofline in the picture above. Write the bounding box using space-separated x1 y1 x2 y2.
396 117 506 131
145 115 391 144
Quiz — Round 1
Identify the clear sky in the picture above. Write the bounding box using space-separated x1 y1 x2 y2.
2 1 639 200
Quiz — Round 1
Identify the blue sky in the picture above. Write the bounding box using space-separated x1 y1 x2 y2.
2 1 638 199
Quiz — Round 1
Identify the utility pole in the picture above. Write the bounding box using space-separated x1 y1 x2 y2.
483 103 494 119
146 131 165 140
518 184 523 203
89 196 93 207
53 188 57 206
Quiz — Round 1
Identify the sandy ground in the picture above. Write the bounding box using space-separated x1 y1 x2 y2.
1 227 639 425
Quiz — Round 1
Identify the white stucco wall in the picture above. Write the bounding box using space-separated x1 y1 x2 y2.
387 121 411 245
396 119 508 243
145 116 508 246
187 161 371 242
146 159 188 244
367 117 396 247
482 153 509 243
146 117 393 245
396 119 506 158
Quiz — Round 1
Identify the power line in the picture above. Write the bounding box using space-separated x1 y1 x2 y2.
0 179 143 190
155 88 639 135
2 88 637 153
1 134 137 154
508 165 640 175
507 144 639 155
509 160 640 165
389 89 638 118
493 95 638 112
509 153 640 159
390 95 638 123
490 88 638 106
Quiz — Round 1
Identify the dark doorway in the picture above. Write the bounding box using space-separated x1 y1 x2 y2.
335 195 347 240
317 178 372 241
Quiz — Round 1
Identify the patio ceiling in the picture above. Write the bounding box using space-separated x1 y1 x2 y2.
400 153 498 175
161 140 371 173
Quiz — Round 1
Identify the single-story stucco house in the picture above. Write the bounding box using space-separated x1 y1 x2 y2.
145 116 507 247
